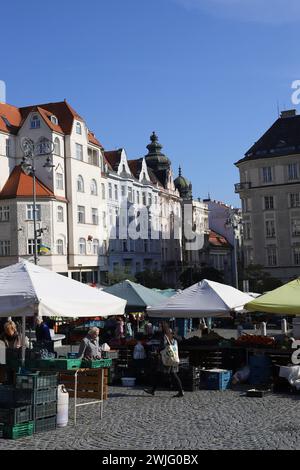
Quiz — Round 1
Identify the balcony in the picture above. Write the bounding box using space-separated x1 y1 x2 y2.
235 182 252 193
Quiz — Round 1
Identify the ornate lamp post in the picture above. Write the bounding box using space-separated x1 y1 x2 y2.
20 137 55 265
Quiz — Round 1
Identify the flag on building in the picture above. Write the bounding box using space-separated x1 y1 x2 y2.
39 244 51 255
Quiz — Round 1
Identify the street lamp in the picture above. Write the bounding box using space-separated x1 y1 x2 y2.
225 210 242 289
20 137 55 265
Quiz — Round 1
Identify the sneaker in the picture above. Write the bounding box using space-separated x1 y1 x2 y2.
144 389 155 396
173 392 184 398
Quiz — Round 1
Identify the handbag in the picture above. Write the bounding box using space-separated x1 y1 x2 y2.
160 335 180 367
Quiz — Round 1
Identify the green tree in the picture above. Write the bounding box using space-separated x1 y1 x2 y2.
107 268 136 285
135 270 168 289
179 265 224 289
243 264 282 293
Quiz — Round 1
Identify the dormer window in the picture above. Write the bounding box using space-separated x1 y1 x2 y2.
50 115 58 125
30 115 40 129
76 122 82 135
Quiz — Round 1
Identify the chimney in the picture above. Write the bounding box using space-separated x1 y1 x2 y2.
280 109 297 119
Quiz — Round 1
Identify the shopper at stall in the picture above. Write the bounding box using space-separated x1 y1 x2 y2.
144 321 184 398
34 316 54 353
77 327 103 359
0 320 29 349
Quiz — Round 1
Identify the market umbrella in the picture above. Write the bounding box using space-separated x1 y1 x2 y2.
147 279 254 318
0 260 126 362
103 280 167 310
245 278 300 315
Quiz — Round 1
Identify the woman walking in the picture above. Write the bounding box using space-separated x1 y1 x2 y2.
144 321 184 398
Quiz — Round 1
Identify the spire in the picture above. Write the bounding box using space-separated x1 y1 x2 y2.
145 131 170 171
178 166 182 177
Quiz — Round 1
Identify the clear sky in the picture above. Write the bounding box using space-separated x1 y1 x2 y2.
1 0 299 206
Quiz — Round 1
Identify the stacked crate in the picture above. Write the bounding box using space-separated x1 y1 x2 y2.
0 385 34 439
178 365 201 391
15 371 58 434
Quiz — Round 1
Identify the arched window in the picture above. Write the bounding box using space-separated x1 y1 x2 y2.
54 137 60 156
57 206 64 222
92 239 99 255
56 239 64 255
101 183 106 199
51 115 58 125
30 115 40 129
77 175 84 192
79 238 86 255
90 179 98 195
76 122 82 135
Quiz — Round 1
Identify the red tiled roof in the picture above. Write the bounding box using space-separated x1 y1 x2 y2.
0 166 55 199
209 230 231 248
104 150 122 171
0 101 103 148
127 159 142 178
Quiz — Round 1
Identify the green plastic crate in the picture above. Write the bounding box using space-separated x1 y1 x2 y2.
0 405 32 425
16 372 58 390
4 421 34 439
37 359 82 370
81 358 112 368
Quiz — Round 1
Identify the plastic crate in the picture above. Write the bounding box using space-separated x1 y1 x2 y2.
38 359 81 370
102 350 119 359
34 415 56 434
203 369 232 390
33 401 57 420
16 372 58 391
81 358 112 368
0 385 32 406
33 388 57 405
0 405 32 425
4 421 34 439
0 423 4 438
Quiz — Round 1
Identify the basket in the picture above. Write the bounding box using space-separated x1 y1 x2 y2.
16 372 58 390
4 421 34 439
121 377 136 387
0 405 32 425
81 358 112 369
33 401 57 420
34 415 56 434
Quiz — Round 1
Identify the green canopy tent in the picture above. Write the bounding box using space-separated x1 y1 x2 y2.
245 278 300 315
103 280 168 311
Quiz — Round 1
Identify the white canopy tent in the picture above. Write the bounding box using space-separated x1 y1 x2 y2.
0 260 126 362
147 279 254 318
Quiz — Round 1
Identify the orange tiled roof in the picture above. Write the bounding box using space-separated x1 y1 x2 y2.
209 230 231 248
0 166 55 199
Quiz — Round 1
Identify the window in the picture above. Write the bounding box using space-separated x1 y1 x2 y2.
123 240 128 252
114 185 118 200
109 209 113 226
50 115 58 125
266 220 276 238
137 192 140 205
0 240 10 256
54 138 61 156
262 167 272 183
244 222 252 240
79 238 86 255
92 208 98 225
92 239 99 255
288 163 299 181
77 175 84 192
266 246 277 266
77 206 85 224
290 193 300 208
56 173 64 190
244 246 254 265
30 115 40 129
128 188 132 202
57 206 64 222
75 143 83 161
291 219 300 236
5 139 10 157
121 186 126 197
264 196 274 210
101 183 106 199
26 204 41 221
108 183 113 199
56 239 64 255
294 247 300 265
102 211 107 228
142 192 146 206
90 179 97 195
76 122 82 135
0 206 9 222
148 194 152 206
88 147 99 166
27 239 41 255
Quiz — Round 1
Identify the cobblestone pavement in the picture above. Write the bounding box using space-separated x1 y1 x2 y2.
1 385 300 450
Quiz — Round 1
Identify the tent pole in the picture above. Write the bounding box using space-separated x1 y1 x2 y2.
21 316 26 366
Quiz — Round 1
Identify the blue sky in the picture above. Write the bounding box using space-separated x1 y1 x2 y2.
1 0 299 205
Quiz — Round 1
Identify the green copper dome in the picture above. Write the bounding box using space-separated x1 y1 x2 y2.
174 166 192 199
145 132 171 170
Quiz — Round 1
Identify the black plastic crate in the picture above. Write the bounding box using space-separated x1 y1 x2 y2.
0 385 32 406
16 372 58 391
0 405 32 425
0 423 4 438
33 401 57 420
34 415 56 434
33 388 57 405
